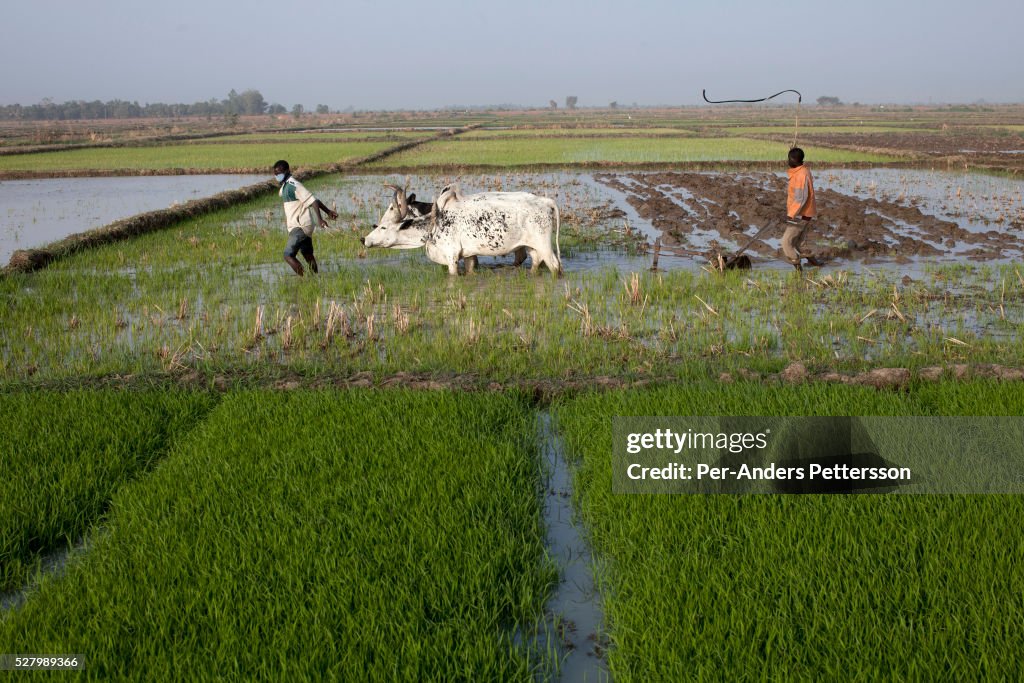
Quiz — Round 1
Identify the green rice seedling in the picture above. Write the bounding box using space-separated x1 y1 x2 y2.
914 378 1024 415
555 383 1024 681
202 131 435 143
0 390 557 680
0 142 396 173
0 389 217 592
462 128 696 139
369 137 896 167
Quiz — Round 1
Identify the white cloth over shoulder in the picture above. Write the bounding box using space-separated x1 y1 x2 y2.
279 177 318 234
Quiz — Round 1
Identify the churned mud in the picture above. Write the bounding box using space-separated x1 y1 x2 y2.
596 171 1024 265
802 131 1024 156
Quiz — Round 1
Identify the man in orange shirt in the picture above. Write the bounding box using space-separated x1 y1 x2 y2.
782 147 820 271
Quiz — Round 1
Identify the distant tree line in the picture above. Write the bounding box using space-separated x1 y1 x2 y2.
0 90 328 121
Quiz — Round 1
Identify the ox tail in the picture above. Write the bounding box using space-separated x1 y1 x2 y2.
553 202 562 274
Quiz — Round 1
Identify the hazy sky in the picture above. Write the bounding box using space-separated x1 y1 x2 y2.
3 0 1021 110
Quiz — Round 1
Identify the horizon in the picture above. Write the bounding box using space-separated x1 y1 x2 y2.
3 0 1021 112
4 95 1021 117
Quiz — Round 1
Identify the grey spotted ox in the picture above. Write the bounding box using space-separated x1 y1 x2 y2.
364 185 561 275
361 185 510 271
362 187 536 274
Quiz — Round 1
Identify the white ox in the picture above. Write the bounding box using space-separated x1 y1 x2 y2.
363 185 561 275
363 185 535 272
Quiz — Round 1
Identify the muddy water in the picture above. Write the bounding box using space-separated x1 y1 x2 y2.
818 169 1023 230
339 169 1023 278
593 169 1024 277
0 175 258 263
538 412 609 681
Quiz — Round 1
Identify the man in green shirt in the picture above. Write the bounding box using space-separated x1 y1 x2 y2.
274 160 338 276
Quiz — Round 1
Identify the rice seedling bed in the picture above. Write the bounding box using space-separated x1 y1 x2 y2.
200 131 435 143
554 382 1024 681
369 138 897 168
0 389 557 680
0 389 217 592
463 128 697 138
327 116 493 129
0 141 395 173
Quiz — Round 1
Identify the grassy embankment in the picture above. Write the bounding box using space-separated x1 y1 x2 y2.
0 389 557 680
555 381 1024 680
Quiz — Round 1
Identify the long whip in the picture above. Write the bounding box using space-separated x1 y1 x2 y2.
702 88 802 148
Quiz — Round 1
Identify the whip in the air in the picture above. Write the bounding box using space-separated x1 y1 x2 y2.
702 88 803 148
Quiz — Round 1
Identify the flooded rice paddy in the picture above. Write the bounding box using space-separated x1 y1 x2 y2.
2 168 1022 381
8 168 1019 275
0 174 258 263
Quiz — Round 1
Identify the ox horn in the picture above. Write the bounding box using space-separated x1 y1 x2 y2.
383 183 409 218
429 200 439 229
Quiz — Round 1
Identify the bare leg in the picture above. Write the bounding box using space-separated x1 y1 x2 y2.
284 255 305 276
513 247 528 266
304 254 319 274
